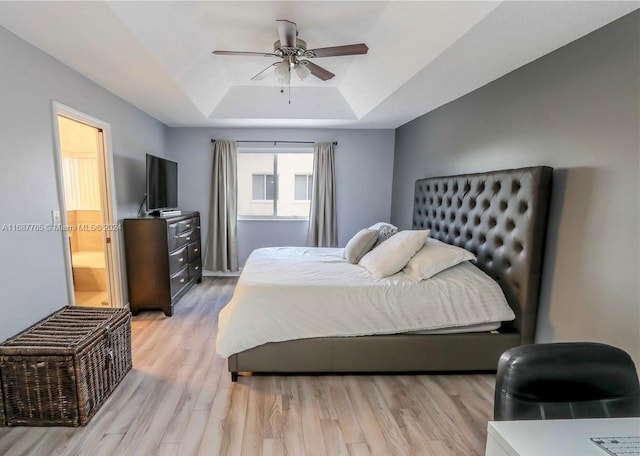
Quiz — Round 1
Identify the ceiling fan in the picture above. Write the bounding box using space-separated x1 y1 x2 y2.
212 19 368 82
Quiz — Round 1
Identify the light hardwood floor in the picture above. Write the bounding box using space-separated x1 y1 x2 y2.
0 278 496 456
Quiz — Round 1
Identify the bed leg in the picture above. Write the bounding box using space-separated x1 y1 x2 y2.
231 372 239 382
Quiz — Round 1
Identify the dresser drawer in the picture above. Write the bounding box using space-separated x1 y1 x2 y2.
168 246 188 274
189 258 202 280
175 230 195 249
170 265 189 298
187 241 200 263
177 218 195 234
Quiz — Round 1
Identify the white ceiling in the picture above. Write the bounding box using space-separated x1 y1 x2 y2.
0 1 636 129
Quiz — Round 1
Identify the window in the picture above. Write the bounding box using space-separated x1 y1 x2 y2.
252 174 275 200
294 174 313 201
238 150 313 218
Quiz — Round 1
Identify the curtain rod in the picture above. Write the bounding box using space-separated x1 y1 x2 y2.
211 139 337 145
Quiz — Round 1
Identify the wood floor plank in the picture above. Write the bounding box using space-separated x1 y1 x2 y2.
1 428 50 456
343 376 395 456
418 376 484 456
193 349 226 411
157 442 180 456
261 376 283 440
261 438 285 456
359 376 411 456
0 428 28 454
0 277 495 456
92 434 125 456
320 419 350 456
375 375 444 453
299 376 329 456
162 363 209 444
197 386 233 456
218 381 249 456
327 376 366 445
348 442 372 456
240 377 266 456
176 410 208 456
312 376 338 420
433 375 489 452
280 376 306 456
128 365 193 456
427 439 458 456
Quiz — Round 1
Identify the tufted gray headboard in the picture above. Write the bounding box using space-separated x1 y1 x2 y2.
412 166 552 344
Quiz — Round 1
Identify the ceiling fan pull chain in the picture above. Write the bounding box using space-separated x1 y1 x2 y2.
288 66 292 104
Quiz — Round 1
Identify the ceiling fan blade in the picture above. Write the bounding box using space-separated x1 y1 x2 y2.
309 43 369 58
212 50 278 57
251 62 279 81
304 61 335 81
276 19 297 48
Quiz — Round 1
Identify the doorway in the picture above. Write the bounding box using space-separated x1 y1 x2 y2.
53 104 123 308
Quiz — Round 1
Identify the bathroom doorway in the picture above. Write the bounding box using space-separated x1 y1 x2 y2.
53 103 123 308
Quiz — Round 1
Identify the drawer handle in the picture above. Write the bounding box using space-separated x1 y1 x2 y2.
194 248 199 252
186 224 191 228
186 237 191 241
179 258 184 262
195 266 199 270
196 226 201 229
179 278 185 283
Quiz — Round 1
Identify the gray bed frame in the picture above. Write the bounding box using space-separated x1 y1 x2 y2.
228 166 553 381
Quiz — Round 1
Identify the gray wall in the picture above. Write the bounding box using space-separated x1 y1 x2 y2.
392 12 640 364
166 128 395 265
0 26 167 342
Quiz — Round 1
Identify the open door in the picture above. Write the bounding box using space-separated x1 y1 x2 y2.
52 103 124 308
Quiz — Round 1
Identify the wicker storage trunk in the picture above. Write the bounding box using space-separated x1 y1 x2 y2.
0 306 131 427
0 379 4 426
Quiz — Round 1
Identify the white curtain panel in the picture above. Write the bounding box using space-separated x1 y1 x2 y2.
204 140 239 272
62 157 101 210
307 142 337 247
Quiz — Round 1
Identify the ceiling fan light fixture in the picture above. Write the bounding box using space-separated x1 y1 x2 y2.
213 19 368 94
295 63 311 81
274 60 290 81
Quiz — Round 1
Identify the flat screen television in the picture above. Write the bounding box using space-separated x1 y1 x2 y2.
146 153 178 213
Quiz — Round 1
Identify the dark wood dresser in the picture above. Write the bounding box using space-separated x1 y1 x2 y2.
123 211 202 316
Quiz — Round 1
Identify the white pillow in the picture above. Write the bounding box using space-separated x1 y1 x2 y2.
343 229 378 264
404 238 476 281
359 230 429 279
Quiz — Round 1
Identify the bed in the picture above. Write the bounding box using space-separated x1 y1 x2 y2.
220 166 552 381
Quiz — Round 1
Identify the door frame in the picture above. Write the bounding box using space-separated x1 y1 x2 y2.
51 101 125 308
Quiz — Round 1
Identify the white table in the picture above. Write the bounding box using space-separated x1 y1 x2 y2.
485 417 640 456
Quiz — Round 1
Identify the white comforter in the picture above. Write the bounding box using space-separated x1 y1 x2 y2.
216 247 515 357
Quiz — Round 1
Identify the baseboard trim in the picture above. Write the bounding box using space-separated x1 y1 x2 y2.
203 269 242 278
